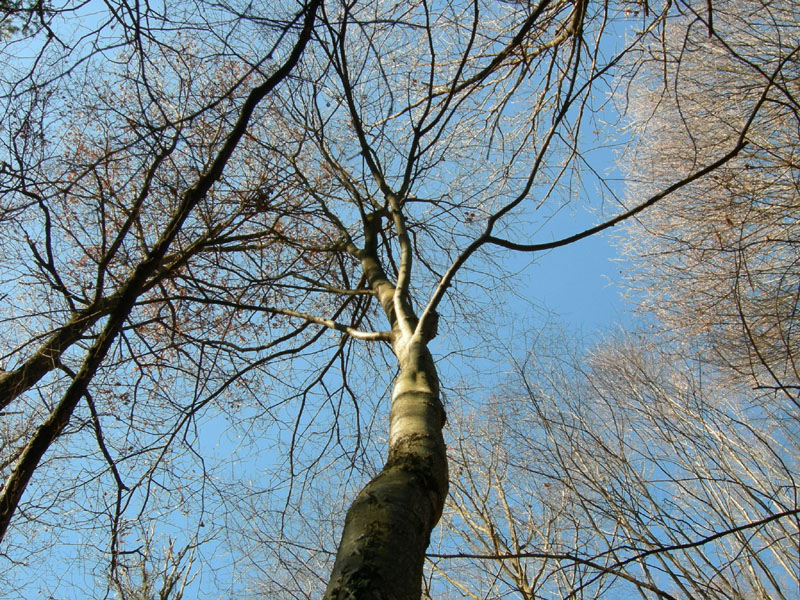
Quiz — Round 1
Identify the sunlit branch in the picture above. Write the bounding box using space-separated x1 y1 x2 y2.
565 507 800 599
264 306 391 342
426 550 678 600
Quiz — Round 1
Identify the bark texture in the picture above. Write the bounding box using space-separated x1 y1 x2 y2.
0 301 110 410
323 339 448 600
324 211 449 598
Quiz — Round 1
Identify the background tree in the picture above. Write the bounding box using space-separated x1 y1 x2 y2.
617 0 800 394
109 523 198 600
0 0 323 595
435 330 799 599
429 2 800 598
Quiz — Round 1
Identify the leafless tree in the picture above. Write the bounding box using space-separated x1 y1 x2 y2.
435 329 799 599
0 0 323 596
110 522 198 600
617 0 800 396
429 4 800 596
0 0 787 598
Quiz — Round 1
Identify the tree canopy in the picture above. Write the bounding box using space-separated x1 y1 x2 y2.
0 0 797 598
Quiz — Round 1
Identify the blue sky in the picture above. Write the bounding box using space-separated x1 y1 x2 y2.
527 223 625 334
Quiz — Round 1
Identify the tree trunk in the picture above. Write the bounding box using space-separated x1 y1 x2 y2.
323 338 448 600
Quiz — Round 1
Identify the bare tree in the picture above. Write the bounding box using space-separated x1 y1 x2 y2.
0 0 323 596
110 523 198 600
429 5 800 595
435 330 800 599
0 0 784 598
617 0 800 395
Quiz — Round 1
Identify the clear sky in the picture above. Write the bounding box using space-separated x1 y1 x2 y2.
528 222 626 334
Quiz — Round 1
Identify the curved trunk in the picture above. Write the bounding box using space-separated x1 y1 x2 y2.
323 339 448 600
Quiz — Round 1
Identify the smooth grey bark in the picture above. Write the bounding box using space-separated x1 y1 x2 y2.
323 338 448 600
324 213 448 599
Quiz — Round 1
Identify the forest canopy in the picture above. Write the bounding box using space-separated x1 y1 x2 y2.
0 0 797 598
